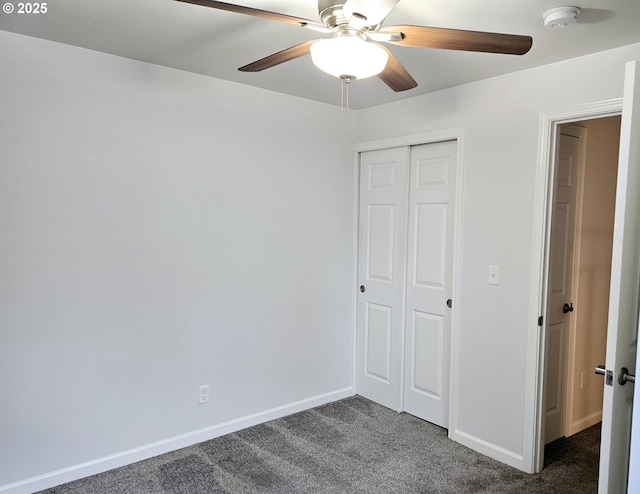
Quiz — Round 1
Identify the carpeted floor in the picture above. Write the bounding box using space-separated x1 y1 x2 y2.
37 396 600 493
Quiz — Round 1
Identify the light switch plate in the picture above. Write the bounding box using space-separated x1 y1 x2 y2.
489 265 500 285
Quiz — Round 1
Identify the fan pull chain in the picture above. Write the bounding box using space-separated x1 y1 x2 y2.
340 76 353 111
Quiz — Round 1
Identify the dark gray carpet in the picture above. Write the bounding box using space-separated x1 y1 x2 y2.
37 396 599 493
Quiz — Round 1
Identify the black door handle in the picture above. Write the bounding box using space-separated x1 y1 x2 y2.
618 367 636 385
562 303 574 314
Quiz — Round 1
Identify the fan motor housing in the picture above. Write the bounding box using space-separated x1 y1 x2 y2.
318 0 344 13
318 0 348 27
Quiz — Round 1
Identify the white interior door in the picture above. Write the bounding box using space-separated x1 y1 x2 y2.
599 60 640 494
544 126 583 444
403 140 456 428
356 146 409 411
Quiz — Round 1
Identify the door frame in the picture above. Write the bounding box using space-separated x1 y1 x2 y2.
526 99 622 473
352 127 465 435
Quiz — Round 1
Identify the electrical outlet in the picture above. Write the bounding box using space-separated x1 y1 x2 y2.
198 384 210 404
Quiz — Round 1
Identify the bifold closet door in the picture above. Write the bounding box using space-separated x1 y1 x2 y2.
403 140 456 428
356 146 410 411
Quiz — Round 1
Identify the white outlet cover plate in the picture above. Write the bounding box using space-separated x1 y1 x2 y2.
198 384 210 404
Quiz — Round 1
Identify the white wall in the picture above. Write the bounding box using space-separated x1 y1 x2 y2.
0 31 356 491
356 43 640 469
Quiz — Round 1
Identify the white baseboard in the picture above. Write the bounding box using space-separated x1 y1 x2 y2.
0 387 354 494
566 410 602 437
451 429 526 471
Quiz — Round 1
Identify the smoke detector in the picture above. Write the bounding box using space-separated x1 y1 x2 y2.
543 6 581 28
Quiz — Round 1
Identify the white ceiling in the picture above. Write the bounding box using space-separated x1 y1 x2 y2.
2 0 640 108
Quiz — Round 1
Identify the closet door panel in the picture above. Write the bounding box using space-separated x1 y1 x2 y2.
403 140 457 428
356 147 410 410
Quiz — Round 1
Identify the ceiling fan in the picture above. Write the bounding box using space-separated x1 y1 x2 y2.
175 0 533 92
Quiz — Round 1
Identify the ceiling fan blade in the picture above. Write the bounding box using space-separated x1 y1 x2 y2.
381 25 533 55
175 0 328 31
344 0 400 27
238 40 315 72
377 46 417 92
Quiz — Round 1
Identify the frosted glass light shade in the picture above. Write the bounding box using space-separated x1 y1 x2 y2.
310 37 389 80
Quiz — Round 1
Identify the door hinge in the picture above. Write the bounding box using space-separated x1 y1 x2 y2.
538 316 544 326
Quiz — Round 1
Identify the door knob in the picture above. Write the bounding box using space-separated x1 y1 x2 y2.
618 367 636 385
562 302 574 313
360 285 366 293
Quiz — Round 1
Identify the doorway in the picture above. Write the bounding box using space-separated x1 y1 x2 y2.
542 116 622 468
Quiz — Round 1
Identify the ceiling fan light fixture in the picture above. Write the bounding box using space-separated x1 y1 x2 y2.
310 36 389 80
